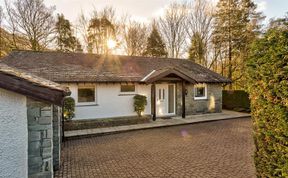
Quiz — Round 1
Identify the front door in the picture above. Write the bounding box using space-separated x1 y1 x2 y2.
156 84 175 116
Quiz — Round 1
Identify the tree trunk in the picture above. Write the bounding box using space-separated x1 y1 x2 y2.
228 0 233 90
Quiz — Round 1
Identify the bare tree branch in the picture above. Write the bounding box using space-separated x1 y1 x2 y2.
4 0 56 51
121 18 148 56
157 2 188 58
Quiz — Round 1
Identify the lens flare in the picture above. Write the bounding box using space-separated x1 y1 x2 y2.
107 39 116 49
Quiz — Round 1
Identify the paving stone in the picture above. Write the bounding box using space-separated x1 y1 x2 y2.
55 118 256 178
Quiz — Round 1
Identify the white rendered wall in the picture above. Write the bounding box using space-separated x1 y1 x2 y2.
0 88 28 178
64 83 151 120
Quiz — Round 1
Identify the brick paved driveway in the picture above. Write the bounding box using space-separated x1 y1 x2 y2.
55 118 255 178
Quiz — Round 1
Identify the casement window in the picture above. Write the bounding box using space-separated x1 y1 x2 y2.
194 84 207 100
78 86 96 103
120 84 136 93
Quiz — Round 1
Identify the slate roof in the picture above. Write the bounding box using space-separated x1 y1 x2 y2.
0 63 68 92
1 50 231 83
0 63 70 105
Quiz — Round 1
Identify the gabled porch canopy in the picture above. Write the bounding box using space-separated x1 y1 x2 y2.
141 67 197 121
141 67 197 84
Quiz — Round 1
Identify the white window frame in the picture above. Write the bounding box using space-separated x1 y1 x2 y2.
194 83 207 100
77 84 97 106
119 84 136 95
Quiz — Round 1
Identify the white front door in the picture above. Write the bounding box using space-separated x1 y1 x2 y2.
156 84 175 116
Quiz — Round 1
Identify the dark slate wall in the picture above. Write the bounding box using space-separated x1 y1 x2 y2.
52 105 61 171
27 99 62 178
176 83 222 115
27 99 53 178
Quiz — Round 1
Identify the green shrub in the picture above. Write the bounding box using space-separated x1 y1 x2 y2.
222 90 250 112
133 94 147 117
63 97 75 121
246 20 288 177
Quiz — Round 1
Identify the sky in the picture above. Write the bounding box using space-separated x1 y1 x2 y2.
1 0 287 24
44 0 287 23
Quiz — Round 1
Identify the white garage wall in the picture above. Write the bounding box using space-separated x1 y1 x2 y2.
64 83 151 120
0 88 28 178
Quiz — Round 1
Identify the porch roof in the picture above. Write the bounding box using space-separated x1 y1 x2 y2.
141 67 197 83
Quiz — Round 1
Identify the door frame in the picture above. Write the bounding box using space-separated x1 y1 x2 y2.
155 83 176 117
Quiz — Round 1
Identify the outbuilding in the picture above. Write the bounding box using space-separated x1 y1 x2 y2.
0 63 69 178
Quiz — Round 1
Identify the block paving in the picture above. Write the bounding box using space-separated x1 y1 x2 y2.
55 118 255 178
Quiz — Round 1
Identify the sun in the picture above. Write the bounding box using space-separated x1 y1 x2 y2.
107 39 117 49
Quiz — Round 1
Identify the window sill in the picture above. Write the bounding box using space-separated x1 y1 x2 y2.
76 104 99 107
118 93 136 96
194 97 208 101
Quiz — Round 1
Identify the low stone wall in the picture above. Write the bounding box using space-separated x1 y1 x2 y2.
64 116 151 131
27 99 61 178
176 83 222 116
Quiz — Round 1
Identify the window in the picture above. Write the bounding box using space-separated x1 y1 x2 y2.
120 85 135 93
158 89 165 101
78 87 95 103
194 84 207 100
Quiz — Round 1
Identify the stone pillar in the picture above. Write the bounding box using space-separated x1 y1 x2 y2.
27 99 53 178
52 105 61 171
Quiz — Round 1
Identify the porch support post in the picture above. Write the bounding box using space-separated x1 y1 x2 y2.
151 83 156 121
182 80 186 118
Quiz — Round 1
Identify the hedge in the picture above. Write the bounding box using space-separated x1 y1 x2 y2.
246 21 288 177
222 90 250 112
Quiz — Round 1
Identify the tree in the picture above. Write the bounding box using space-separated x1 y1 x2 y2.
186 0 214 67
87 7 117 54
56 14 82 52
246 16 288 177
1 1 31 55
0 6 4 57
4 0 55 51
122 20 148 56
76 11 89 52
158 2 188 58
87 17 115 54
212 0 264 89
3 0 20 50
188 32 206 64
144 25 167 57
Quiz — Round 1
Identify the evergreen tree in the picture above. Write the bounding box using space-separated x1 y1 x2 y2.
212 0 264 89
56 14 81 52
144 25 167 57
87 16 115 54
188 32 206 66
